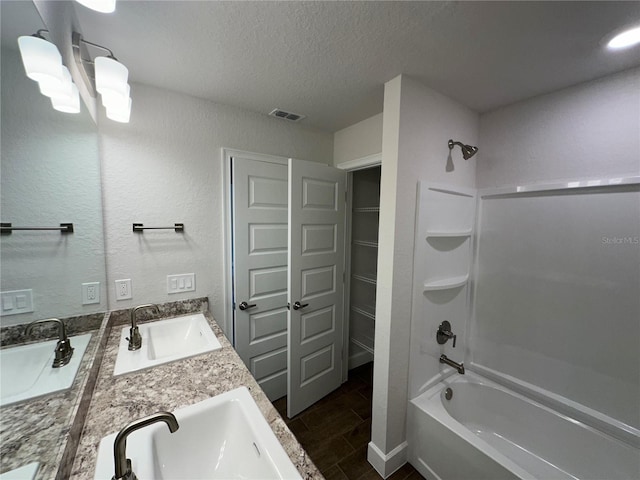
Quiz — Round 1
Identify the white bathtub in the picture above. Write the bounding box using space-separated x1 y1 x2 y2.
407 372 639 480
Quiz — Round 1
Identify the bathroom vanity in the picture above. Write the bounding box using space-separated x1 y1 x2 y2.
0 299 321 480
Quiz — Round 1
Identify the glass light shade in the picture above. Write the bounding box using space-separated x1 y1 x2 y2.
51 83 80 114
106 97 132 123
100 84 130 109
39 66 73 99
95 56 129 98
17 35 63 84
75 0 116 13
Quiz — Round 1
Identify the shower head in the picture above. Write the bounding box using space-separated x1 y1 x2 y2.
448 139 478 160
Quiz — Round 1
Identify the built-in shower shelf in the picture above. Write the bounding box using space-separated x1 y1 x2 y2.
426 229 472 238
423 274 469 291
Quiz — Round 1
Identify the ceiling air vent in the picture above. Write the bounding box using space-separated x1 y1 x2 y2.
269 108 305 122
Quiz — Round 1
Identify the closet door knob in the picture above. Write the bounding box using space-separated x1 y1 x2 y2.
292 301 308 310
238 301 256 311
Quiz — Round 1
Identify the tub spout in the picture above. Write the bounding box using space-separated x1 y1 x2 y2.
440 354 465 374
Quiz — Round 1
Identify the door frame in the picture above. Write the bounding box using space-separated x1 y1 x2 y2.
221 148 289 344
336 153 382 381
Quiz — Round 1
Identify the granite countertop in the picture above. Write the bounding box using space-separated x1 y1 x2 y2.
0 314 108 480
70 310 322 479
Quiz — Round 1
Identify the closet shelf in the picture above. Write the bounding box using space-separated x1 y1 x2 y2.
351 304 375 320
353 207 380 213
426 229 472 238
353 240 378 248
423 274 469 291
351 337 374 354
352 273 376 285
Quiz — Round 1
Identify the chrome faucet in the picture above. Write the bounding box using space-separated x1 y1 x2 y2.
112 411 179 480
440 354 465 375
25 318 74 367
127 304 160 351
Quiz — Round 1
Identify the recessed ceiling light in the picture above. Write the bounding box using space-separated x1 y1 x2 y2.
606 25 640 50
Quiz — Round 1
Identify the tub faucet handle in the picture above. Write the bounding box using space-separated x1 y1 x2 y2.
437 320 457 348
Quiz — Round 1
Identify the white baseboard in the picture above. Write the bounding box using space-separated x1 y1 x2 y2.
367 441 408 478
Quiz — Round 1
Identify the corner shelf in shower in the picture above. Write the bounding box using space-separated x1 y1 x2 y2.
423 274 469 291
425 229 472 238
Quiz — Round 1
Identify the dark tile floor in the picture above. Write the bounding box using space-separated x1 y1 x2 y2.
272 363 425 480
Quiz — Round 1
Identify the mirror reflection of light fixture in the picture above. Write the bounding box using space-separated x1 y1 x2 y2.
39 66 73 98
17 31 81 114
17 32 63 84
74 0 116 13
72 32 132 123
448 139 479 160
52 83 81 113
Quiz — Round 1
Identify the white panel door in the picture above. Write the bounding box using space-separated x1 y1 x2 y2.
233 157 288 400
287 159 346 417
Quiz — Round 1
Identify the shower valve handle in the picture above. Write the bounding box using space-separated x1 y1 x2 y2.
437 320 457 348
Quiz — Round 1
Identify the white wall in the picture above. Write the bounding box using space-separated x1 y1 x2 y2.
370 75 478 476
1 48 107 326
333 113 383 166
473 67 640 433
98 82 333 326
478 67 640 188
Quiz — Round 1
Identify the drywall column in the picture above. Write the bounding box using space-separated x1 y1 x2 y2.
369 75 477 477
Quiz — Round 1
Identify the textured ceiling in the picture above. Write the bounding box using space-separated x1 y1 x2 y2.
5 1 640 132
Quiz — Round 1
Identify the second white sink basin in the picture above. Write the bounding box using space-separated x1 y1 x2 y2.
0 334 92 407
94 386 302 479
113 313 222 376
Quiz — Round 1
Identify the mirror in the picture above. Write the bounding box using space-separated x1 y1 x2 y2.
0 0 107 327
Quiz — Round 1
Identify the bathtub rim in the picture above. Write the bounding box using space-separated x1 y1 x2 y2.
409 375 535 480
410 370 639 480
415 364 639 449
471 363 639 448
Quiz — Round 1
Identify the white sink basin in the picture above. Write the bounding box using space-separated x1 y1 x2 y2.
113 313 222 376
0 462 39 480
0 334 92 407
94 386 301 479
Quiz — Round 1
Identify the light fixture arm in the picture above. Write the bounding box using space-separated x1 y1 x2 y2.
78 37 117 60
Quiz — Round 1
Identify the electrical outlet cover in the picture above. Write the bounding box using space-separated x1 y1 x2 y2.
82 282 100 305
115 279 132 300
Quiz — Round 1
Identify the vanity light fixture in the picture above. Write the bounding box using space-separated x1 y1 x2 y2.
17 31 81 114
17 31 63 84
606 24 640 50
74 0 116 14
72 32 132 123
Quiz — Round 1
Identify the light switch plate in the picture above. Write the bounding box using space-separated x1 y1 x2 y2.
1 289 34 315
167 273 196 294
